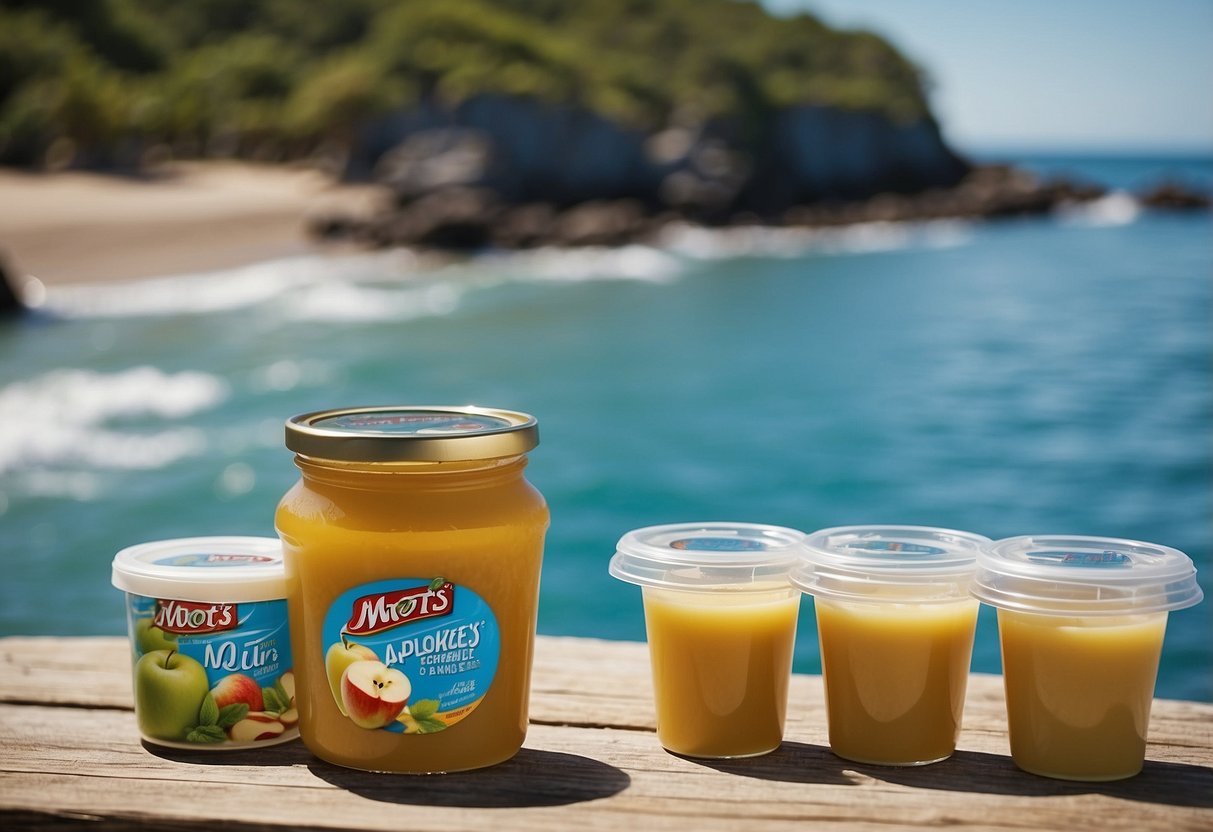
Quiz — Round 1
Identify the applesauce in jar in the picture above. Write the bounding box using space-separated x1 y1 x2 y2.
276 406 549 773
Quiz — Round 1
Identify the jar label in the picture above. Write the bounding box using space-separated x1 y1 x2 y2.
125 593 297 748
321 577 500 734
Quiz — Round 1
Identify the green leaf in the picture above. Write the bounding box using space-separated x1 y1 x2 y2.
408 699 440 720
274 677 290 704
415 716 447 734
262 686 285 715
186 725 227 744
217 703 249 729
429 576 446 592
198 692 219 727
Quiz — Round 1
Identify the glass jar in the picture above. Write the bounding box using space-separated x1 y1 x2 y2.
276 406 549 773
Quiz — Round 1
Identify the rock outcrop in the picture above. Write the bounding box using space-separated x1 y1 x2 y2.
310 94 1206 252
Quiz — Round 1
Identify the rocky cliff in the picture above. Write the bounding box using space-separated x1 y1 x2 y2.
350 93 968 220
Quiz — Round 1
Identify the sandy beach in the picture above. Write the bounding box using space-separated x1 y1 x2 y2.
0 162 386 289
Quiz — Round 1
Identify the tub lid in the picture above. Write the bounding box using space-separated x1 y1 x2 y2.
791 525 989 603
609 522 804 590
285 405 539 462
111 537 285 603
972 535 1204 615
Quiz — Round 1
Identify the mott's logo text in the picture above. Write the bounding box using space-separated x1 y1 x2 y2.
153 599 237 634
345 581 454 636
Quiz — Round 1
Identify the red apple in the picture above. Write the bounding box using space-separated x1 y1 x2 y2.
340 660 410 729
211 673 263 713
228 712 286 743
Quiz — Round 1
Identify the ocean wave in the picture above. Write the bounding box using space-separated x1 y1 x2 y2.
40 250 426 320
34 220 976 325
279 279 464 322
0 366 226 476
475 244 685 283
1056 191 1141 227
659 219 975 260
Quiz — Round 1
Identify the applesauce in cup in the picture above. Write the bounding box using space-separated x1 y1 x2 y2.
609 522 803 759
276 406 548 773
110 537 298 750
972 535 1203 781
792 525 988 766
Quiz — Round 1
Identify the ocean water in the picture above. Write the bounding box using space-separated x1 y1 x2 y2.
2 154 1210 702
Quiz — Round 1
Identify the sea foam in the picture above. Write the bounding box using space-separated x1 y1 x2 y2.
0 366 227 478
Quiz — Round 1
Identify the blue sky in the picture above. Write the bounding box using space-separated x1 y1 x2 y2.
763 0 1213 153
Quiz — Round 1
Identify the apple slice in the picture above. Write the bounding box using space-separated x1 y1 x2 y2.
228 712 286 743
340 661 410 729
325 639 377 716
278 670 296 705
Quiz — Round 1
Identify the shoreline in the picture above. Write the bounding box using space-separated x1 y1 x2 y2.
0 162 387 289
2 159 1208 298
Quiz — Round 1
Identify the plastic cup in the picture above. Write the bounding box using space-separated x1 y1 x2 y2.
609 522 804 758
792 525 988 766
972 535 1203 781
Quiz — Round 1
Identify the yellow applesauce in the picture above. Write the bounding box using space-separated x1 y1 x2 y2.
610 522 805 759
276 406 548 773
792 525 988 766
997 610 1167 781
642 586 799 758
815 598 978 765
972 534 1203 781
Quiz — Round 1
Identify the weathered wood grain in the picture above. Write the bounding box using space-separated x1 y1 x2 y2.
1 636 1210 831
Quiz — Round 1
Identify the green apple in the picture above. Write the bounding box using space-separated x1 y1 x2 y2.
135 617 177 654
134 649 209 741
324 636 377 716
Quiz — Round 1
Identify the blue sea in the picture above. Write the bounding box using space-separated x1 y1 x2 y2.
2 152 1210 702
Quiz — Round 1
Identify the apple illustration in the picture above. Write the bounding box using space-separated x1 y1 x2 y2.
134 649 209 741
228 712 286 743
211 673 263 712
340 660 410 729
134 617 177 654
324 636 377 716
278 670 296 704
275 670 298 726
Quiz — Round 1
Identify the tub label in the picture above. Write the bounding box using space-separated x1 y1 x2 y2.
841 541 947 557
125 593 297 748
671 537 768 552
1029 549 1132 567
321 577 500 734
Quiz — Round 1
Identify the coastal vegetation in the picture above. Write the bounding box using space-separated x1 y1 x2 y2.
3 0 1203 253
0 0 931 168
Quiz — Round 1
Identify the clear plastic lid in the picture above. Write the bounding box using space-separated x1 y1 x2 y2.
791 525 989 603
609 522 805 591
111 537 285 603
972 534 1204 616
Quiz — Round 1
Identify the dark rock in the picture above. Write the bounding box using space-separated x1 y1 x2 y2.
1138 181 1211 210
375 129 494 203
553 200 650 247
367 187 501 250
493 203 558 249
0 252 26 317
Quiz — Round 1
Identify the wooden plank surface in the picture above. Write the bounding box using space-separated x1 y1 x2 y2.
1 636 1211 831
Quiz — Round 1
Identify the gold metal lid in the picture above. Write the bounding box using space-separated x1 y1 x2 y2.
285 406 539 463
